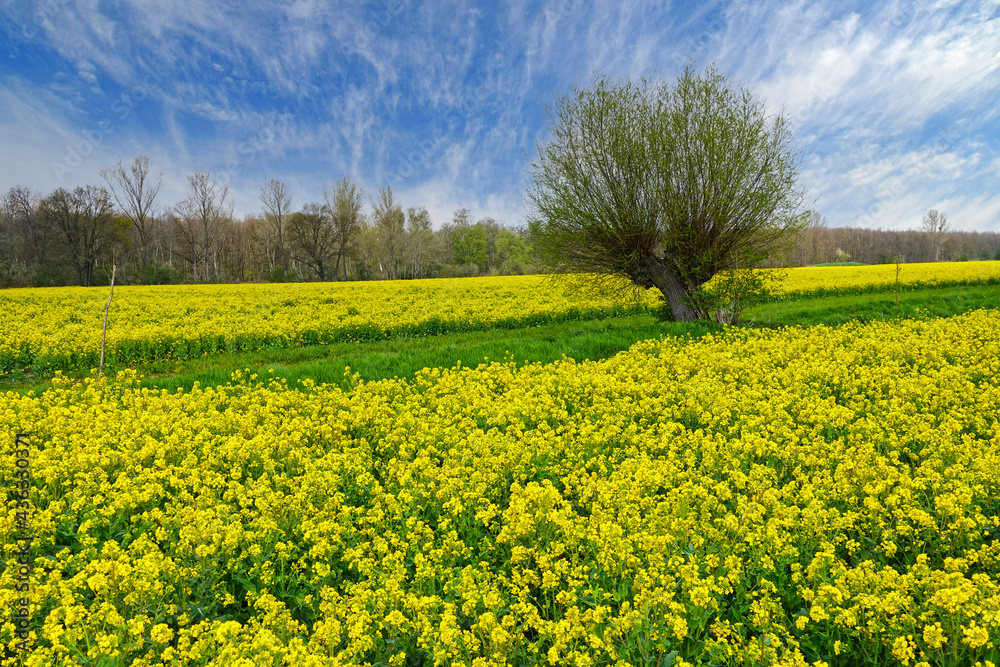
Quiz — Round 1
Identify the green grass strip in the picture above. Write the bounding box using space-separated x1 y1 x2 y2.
746 282 1000 328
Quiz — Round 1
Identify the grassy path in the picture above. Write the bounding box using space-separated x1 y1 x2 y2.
749 282 1000 327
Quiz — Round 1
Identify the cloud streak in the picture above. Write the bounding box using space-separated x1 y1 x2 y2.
0 0 997 230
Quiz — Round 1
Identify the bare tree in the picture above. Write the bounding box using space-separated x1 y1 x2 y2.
101 155 162 266
405 206 434 279
217 216 254 282
3 186 53 276
41 186 127 286
243 214 276 280
168 210 198 279
0 195 18 284
922 209 950 261
788 211 833 266
259 178 291 273
371 186 405 280
287 202 337 281
175 170 232 282
324 176 364 281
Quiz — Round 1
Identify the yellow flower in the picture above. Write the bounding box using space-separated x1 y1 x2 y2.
150 623 174 644
962 622 990 649
923 623 947 650
892 636 915 665
690 586 711 609
673 616 689 640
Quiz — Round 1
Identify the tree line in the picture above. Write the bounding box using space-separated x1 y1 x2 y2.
0 156 535 287
786 211 1000 266
0 156 996 289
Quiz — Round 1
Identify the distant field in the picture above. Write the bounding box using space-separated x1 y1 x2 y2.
779 260 1000 295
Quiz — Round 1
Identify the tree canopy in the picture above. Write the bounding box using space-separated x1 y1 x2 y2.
526 64 808 321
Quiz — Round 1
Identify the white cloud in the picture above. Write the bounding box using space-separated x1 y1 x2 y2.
0 0 998 230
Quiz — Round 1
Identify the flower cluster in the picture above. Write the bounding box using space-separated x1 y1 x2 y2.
2 308 999 665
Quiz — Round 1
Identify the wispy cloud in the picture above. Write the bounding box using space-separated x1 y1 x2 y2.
0 0 997 230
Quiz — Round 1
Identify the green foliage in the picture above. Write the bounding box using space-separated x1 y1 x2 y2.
652 300 675 323
137 262 185 285
439 262 481 278
495 227 533 274
447 219 531 275
33 266 75 287
268 266 289 283
696 267 785 324
0 258 17 288
450 223 489 272
526 63 807 321
371 186 406 279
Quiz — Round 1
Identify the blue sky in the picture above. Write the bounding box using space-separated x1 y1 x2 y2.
1 0 998 231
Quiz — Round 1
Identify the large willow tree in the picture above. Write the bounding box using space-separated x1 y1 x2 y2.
526 64 807 321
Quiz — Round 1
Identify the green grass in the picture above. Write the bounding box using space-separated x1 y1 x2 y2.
4 281 998 396
1 315 721 396
139 315 718 394
745 282 1000 328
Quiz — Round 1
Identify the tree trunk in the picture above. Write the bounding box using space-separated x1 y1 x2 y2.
646 258 701 321
138 230 150 267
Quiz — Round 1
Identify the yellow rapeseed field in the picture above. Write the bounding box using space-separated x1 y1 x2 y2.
779 260 1000 295
0 276 650 375
2 309 999 665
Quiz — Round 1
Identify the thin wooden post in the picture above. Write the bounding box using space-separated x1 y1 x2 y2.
894 254 903 306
